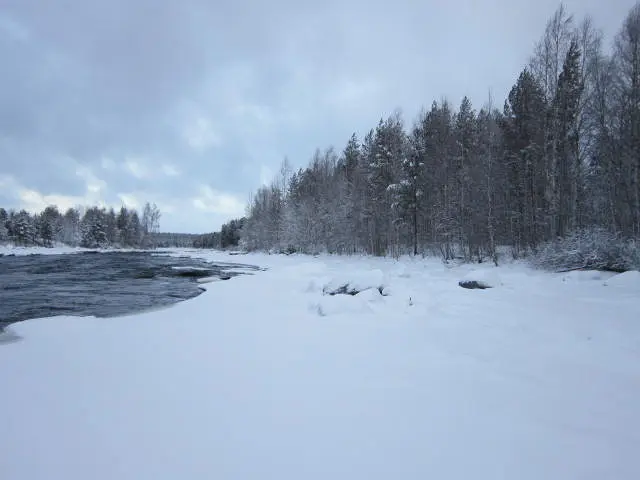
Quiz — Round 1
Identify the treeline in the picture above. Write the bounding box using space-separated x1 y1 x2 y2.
0 202 161 249
241 3 640 262
194 218 245 249
153 232 203 248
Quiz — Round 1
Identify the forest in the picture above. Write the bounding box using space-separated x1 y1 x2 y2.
239 3 640 269
0 203 161 249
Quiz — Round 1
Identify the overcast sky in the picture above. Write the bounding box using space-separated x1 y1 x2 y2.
0 0 636 233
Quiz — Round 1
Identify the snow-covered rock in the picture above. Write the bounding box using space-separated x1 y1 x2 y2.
311 283 385 317
380 285 393 296
322 268 385 295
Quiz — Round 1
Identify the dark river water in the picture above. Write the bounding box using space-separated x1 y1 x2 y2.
0 251 258 330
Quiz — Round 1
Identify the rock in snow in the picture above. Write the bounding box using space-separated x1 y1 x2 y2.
458 269 502 289
459 280 492 289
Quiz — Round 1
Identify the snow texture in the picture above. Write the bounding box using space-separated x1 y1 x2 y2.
1 249 640 480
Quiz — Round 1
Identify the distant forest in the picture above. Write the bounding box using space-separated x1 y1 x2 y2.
0 201 241 251
236 3 640 266
0 203 161 249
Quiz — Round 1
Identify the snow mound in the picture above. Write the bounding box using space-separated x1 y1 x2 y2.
0 245 86 256
560 270 617 283
322 269 385 295
305 276 333 293
459 269 502 289
311 286 384 316
603 270 640 288
355 287 384 303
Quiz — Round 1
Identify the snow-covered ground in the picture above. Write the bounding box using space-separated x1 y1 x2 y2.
0 244 90 256
1 249 639 479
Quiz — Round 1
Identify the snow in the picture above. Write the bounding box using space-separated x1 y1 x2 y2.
0 244 151 256
0 244 88 256
171 266 210 271
196 275 224 284
1 250 640 479
604 270 640 288
560 269 618 283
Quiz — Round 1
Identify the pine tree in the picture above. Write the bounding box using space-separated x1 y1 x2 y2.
81 207 108 248
502 69 548 254
389 127 425 255
127 211 142 247
366 114 405 256
612 3 640 236
455 96 479 259
105 208 118 246
337 135 362 252
117 206 130 246
38 205 62 247
476 103 504 264
554 39 584 236
0 208 9 242
530 4 574 239
11 210 36 246
421 101 457 258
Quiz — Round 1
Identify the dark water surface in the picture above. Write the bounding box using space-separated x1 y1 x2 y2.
0 251 258 329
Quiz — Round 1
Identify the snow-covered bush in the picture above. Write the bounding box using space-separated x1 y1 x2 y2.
531 228 640 272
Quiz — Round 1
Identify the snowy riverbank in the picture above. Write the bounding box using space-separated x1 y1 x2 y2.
1 249 639 479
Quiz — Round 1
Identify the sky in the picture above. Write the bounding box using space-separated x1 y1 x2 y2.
0 0 636 233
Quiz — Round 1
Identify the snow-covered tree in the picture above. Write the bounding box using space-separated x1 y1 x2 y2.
38 205 62 247
365 114 405 256
553 39 584 237
80 207 108 248
388 135 423 255
501 69 548 255
141 202 161 247
236 2 640 269
10 210 36 246
0 208 8 242
61 208 81 246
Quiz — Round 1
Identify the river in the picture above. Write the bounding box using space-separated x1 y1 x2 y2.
0 251 257 330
